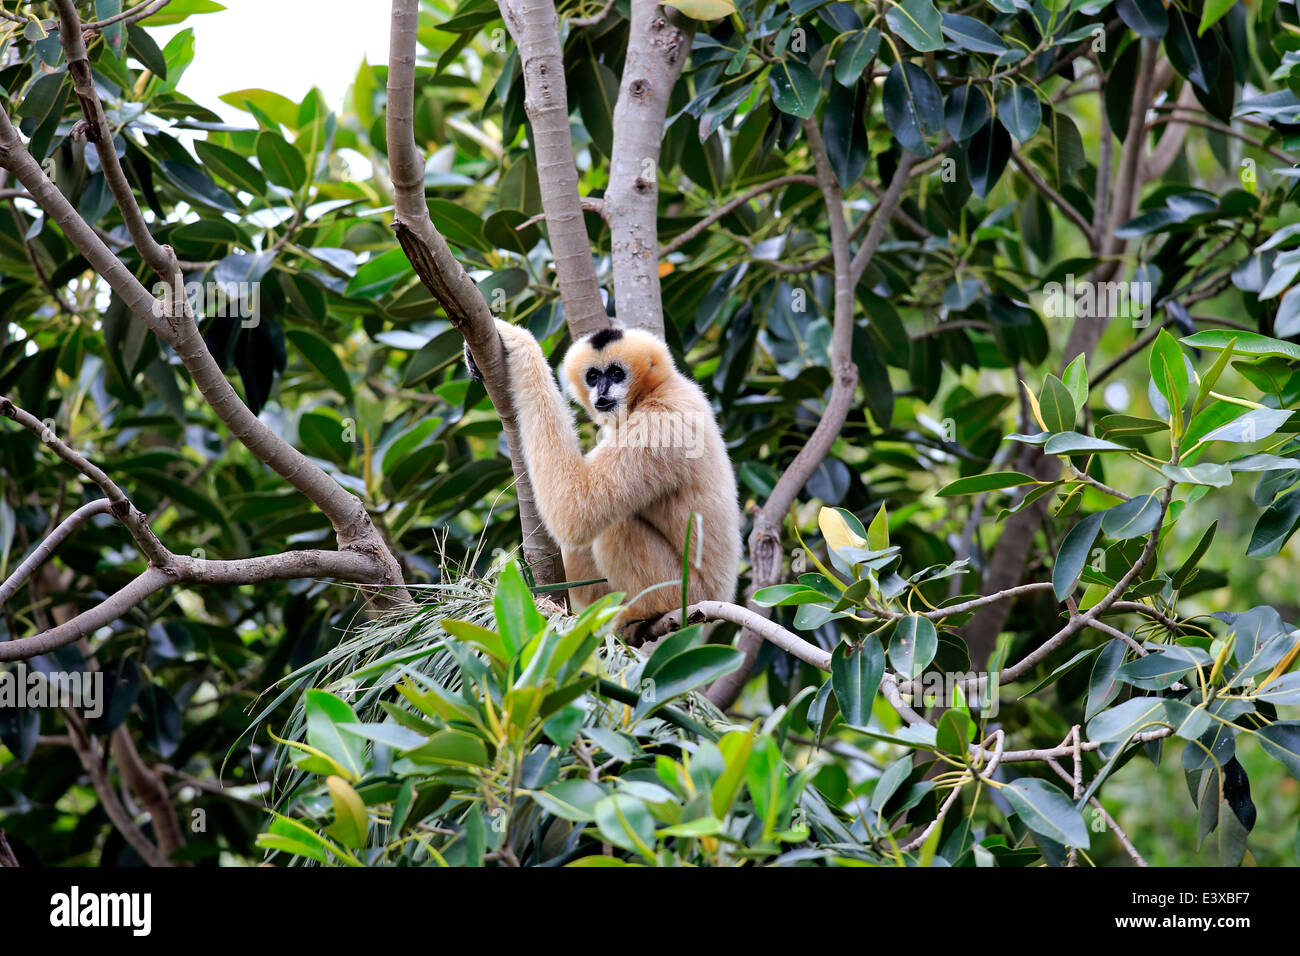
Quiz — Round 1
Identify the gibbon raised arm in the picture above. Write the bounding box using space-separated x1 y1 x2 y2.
468 320 740 624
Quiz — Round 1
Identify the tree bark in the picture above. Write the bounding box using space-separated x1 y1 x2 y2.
499 0 608 337
605 0 692 336
388 0 564 585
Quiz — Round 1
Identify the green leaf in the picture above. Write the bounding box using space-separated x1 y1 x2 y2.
483 208 541 255
944 85 989 143
867 502 890 551
1160 463 1232 487
1101 493 1162 539
936 471 1037 496
752 584 832 606
935 708 972 756
1193 336 1235 411
1116 0 1168 39
1086 696 1169 743
1097 414 1168 437
669 0 737 20
1256 722 1300 780
882 61 941 157
996 86 1041 142
494 560 543 653
1181 330 1300 363
635 646 743 718
1043 432 1129 454
325 775 369 849
146 0 227 26
939 13 1006 54
712 728 756 817
1002 778 1090 849
967 119 1010 197
255 130 308 191
831 637 885 725
1247 488 1300 558
194 140 266 196
1038 375 1076 432
769 59 821 119
1053 511 1104 600
1201 408 1294 444
532 780 606 822
1061 354 1088 415
889 614 938 680
404 729 489 767
594 795 656 860
304 690 365 780
886 0 943 52
287 330 352 400
126 23 168 78
427 198 491 252
834 29 880 86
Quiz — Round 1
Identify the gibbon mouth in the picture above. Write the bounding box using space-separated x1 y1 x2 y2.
594 397 617 411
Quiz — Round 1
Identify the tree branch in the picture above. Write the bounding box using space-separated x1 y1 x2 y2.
707 122 866 709
0 498 112 606
498 0 607 336
1012 147 1093 242
63 707 172 866
658 174 818 257
0 106 406 598
606 0 692 335
387 0 563 585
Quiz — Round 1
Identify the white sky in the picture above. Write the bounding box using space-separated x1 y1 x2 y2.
152 0 393 123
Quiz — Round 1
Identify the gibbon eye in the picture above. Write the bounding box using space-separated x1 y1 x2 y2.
585 369 599 387
607 365 625 383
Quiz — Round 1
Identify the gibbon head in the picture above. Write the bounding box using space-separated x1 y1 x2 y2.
562 326 674 422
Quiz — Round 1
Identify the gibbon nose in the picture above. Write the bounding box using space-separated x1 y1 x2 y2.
594 396 616 411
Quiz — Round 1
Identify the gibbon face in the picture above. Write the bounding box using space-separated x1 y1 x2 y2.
562 327 673 421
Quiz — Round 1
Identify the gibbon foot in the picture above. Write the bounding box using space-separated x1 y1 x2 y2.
620 617 660 648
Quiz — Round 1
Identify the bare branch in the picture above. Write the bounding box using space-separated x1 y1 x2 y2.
1012 147 1094 242
63 707 172 866
568 0 616 28
654 600 831 670
111 726 186 858
658 174 818 258
497 0 607 336
1148 107 1294 166
0 830 18 867
44 0 171 31
707 121 864 708
1 397 169 564
1104 39 1158 258
55 0 172 277
606 0 692 335
0 110 405 595
0 498 112 606
387 0 563 585
849 149 918 286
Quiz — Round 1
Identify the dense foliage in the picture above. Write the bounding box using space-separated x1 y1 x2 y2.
1 0 1300 865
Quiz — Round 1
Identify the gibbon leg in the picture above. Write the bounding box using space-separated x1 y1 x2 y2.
560 544 611 610
595 516 692 633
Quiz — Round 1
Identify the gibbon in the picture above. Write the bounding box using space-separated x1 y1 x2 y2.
467 319 740 629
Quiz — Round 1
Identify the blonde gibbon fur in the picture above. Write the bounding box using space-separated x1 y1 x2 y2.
479 319 740 628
